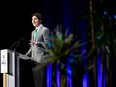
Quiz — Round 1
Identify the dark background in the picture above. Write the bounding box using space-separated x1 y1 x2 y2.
0 1 42 54
0 0 116 87
0 0 115 54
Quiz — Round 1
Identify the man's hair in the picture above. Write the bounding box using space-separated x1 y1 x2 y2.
31 13 42 20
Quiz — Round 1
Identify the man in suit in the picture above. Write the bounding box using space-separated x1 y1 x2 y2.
25 12 50 87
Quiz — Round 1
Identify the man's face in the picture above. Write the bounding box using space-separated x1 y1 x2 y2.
32 16 41 27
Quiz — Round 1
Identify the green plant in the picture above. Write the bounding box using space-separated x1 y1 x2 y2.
44 25 92 86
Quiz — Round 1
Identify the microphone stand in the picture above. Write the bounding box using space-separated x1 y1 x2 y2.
9 38 24 52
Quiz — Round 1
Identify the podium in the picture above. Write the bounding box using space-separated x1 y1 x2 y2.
0 49 31 87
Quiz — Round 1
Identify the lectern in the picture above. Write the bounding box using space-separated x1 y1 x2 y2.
0 49 31 87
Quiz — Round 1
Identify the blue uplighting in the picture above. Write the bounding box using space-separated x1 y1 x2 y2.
97 49 102 87
67 64 72 87
56 62 60 87
46 63 52 87
83 73 89 87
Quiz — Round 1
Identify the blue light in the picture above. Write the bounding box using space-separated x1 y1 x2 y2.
97 36 101 40
83 74 89 87
46 63 52 87
103 11 107 15
97 49 102 87
67 64 72 87
114 15 116 19
56 62 60 87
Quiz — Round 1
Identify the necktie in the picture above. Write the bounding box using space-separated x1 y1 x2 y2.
34 29 38 40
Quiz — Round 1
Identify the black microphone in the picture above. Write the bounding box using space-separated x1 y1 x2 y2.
9 38 24 52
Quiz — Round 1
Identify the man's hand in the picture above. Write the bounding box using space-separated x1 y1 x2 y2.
29 40 37 45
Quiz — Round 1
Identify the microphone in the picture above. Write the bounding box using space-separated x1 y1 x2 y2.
9 38 24 52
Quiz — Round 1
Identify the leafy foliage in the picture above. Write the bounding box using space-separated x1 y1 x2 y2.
44 25 91 86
